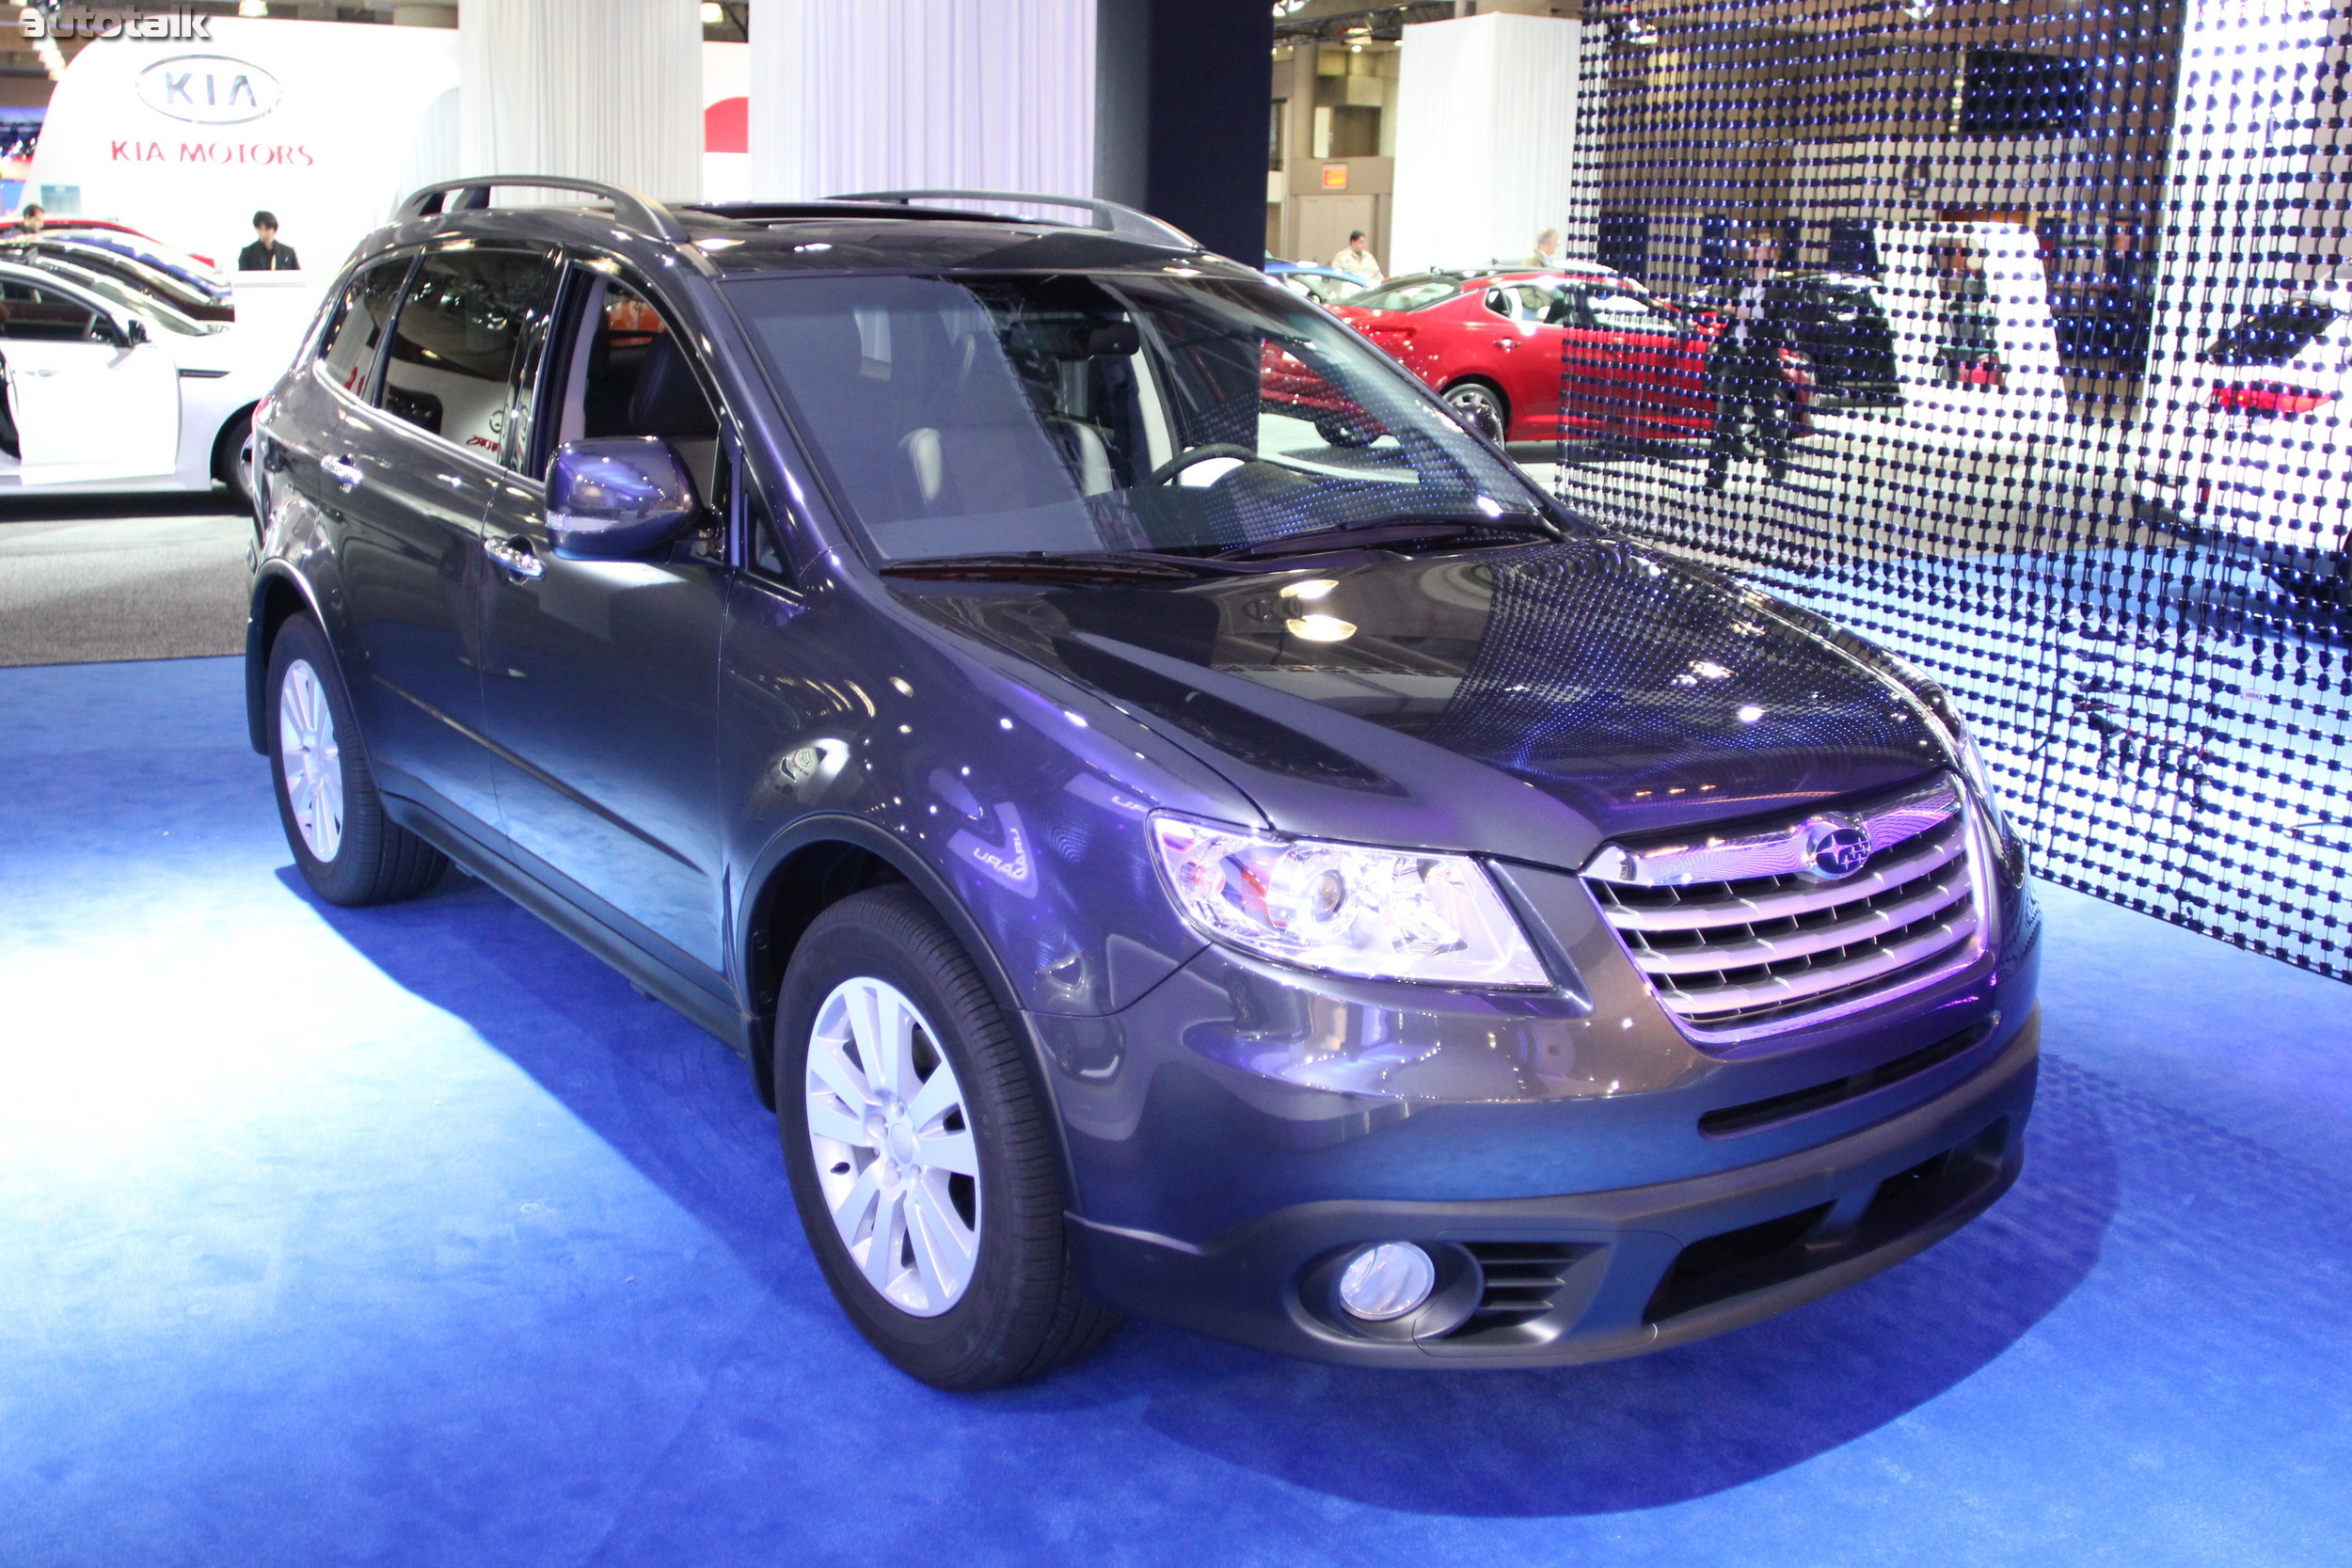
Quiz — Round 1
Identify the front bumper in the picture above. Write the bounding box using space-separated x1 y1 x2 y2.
1066 1009 2038 1366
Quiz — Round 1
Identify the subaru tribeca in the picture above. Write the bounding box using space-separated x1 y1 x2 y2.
245 179 2041 1390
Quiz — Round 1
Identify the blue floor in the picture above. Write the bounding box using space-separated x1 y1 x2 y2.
3 657 2348 1568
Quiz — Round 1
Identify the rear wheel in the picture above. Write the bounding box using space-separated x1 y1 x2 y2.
775 886 1116 1389
266 616 448 906
1442 379 1509 442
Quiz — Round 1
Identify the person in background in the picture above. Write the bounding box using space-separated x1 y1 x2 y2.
1529 228 1565 270
238 211 300 272
18 203 43 233
1704 234 1792 493
1330 230 1383 285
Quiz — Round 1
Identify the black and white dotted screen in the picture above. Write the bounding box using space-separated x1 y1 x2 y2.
1550 0 2351 978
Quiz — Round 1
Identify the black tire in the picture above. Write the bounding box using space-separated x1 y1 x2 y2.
1441 378 1509 443
213 407 255 515
1313 414 1378 448
265 616 449 907
775 885 1117 1390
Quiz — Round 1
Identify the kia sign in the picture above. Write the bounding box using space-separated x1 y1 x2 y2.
27 17 458 274
134 55 282 125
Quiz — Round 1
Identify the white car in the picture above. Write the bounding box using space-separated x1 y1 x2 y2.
2134 288 2352 599
0 255 293 503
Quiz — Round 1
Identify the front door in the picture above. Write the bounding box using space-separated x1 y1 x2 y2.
476 263 731 977
0 279 178 483
1577 283 1712 439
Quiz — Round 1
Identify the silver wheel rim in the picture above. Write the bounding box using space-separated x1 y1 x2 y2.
804 976 982 1317
278 657 344 863
1447 385 1505 440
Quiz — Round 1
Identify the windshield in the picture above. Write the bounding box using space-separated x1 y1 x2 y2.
727 271 1549 562
1346 276 1463 313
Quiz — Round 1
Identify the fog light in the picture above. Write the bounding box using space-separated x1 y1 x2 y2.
1337 1242 1436 1322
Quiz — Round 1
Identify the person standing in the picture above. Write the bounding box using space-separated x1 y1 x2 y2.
1705 234 1791 492
17 203 43 233
1529 228 1565 270
1330 230 1383 285
238 211 300 272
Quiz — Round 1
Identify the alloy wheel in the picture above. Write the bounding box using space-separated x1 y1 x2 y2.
1444 383 1507 442
278 658 344 862
804 975 982 1317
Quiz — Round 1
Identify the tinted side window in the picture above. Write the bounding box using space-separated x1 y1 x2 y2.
381 249 560 454
316 258 410 397
541 269 720 495
0 281 101 342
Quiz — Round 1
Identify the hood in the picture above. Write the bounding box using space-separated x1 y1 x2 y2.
898 538 1947 858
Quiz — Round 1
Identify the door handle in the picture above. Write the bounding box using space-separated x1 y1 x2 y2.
319 453 363 492
484 535 544 580
14 367 56 377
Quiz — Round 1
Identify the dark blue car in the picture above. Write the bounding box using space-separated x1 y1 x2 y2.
245 179 2041 1389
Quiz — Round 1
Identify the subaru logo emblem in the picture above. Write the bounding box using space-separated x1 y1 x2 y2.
1798 813 1872 882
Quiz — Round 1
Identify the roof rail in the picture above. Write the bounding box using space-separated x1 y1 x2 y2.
827 189 1197 250
397 177 691 244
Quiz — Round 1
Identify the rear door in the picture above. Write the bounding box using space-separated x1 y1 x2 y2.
326 245 560 832
0 277 179 483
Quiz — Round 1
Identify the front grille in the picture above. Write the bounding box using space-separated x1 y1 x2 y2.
1583 775 1983 1040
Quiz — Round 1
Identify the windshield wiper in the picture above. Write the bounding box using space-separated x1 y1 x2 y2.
1211 513 1561 562
878 550 1215 584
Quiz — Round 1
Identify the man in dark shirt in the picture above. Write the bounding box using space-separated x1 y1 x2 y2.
238 210 300 272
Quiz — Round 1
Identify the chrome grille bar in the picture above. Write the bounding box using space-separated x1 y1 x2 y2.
1581 774 1987 1039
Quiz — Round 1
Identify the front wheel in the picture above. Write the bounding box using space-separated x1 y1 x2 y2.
266 616 449 906
775 886 1116 1389
1442 380 1509 443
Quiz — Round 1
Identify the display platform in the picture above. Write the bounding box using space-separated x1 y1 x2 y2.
2 656 2346 1567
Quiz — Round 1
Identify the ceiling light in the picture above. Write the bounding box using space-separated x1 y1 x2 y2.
700 2 724 22
238 0 269 15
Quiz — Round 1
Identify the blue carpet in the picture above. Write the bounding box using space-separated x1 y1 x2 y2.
1 657 2347 1567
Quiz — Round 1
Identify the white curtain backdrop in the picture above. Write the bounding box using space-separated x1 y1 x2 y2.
1389 13 1584 277
747 0 1094 202
459 0 703 200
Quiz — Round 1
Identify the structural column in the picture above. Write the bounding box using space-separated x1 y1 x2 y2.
459 0 703 199
747 0 1271 262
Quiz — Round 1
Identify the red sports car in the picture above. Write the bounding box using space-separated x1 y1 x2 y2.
1289 266 1811 446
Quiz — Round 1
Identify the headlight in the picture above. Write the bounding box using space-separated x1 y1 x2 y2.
1150 814 1549 988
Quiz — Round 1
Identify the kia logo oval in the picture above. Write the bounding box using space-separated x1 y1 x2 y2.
135 55 282 125
1798 814 1872 883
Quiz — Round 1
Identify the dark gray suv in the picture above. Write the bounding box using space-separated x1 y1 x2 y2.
246 179 2041 1389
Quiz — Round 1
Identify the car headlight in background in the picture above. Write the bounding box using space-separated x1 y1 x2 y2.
1150 814 1548 987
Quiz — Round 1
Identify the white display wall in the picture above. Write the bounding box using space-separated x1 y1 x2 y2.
1388 11 1585 277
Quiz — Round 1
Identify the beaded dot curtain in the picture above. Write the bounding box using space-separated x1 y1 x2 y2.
1548 0 2352 979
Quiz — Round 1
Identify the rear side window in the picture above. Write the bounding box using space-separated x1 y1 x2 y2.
1350 277 1459 312
0 280 100 341
317 259 410 397
380 249 560 455
2203 303 2340 368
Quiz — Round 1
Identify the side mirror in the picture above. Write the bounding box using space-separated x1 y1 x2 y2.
124 316 150 345
546 436 702 561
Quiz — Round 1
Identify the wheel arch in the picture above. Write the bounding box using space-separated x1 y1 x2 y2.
736 815 1050 1128
244 565 323 754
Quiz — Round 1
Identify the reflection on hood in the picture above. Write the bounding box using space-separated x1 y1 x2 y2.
902 537 1946 838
